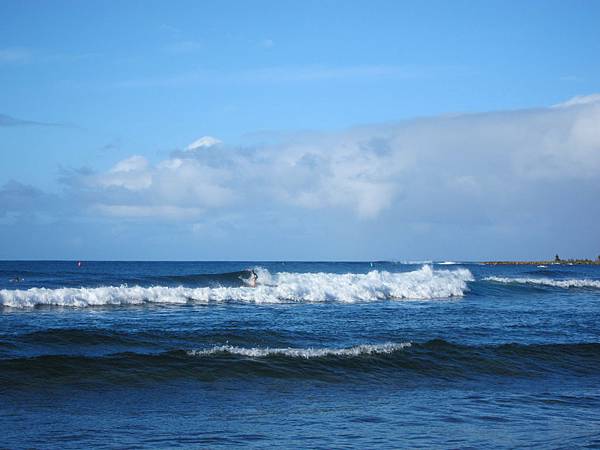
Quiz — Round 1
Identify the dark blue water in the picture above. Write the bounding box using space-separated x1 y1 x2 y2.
2 261 600 448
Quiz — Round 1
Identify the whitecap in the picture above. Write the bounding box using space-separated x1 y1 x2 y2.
0 265 474 309
484 276 600 289
187 342 412 359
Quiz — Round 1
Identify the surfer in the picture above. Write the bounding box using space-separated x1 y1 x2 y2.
248 269 258 288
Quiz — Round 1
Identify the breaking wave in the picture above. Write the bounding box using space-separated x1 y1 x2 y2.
0 265 473 308
187 342 412 359
484 276 600 289
3 340 600 387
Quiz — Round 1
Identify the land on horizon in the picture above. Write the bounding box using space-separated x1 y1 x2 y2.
484 257 600 266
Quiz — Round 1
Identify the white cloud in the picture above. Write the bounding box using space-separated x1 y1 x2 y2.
186 136 222 151
63 95 600 225
111 155 148 172
553 93 600 108
69 152 233 219
96 156 152 190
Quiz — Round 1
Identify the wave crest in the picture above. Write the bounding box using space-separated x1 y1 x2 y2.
187 342 412 359
0 265 473 309
484 276 600 289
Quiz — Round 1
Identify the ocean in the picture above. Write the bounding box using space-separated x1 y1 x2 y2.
1 261 600 448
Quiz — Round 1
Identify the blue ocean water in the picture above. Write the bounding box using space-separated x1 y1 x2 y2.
1 261 600 448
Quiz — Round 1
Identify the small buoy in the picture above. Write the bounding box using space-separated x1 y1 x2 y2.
77 261 82 268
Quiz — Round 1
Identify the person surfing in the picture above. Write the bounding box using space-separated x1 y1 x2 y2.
248 269 258 287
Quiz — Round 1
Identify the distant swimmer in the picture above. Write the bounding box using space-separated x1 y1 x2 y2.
9 276 22 283
248 269 258 288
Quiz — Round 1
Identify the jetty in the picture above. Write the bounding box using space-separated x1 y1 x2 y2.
484 255 600 266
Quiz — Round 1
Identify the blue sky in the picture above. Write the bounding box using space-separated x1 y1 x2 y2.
1 0 600 260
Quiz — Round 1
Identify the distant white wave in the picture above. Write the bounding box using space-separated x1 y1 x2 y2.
187 342 412 359
484 276 600 289
437 261 459 265
0 265 473 309
399 260 433 265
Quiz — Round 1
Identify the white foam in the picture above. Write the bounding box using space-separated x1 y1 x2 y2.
484 276 600 289
400 260 433 265
0 265 474 309
187 342 412 358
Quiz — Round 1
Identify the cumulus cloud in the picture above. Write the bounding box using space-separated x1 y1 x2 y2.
64 151 233 220
553 93 600 108
59 94 600 230
185 136 222 151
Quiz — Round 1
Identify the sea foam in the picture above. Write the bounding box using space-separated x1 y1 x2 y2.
484 276 600 289
187 342 412 359
0 265 473 308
